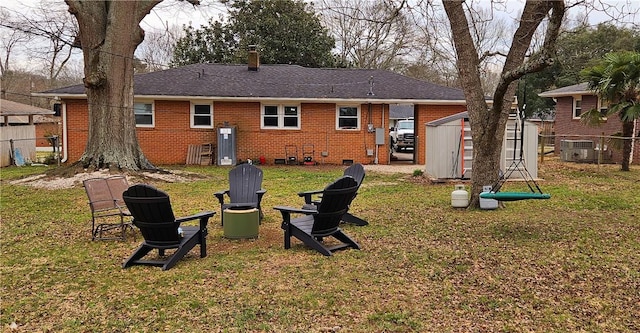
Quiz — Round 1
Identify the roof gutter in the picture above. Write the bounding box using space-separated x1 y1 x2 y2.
538 90 592 98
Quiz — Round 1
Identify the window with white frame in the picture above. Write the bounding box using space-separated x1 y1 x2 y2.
133 101 154 126
191 102 213 128
336 106 360 130
572 97 582 118
261 103 300 129
598 97 608 119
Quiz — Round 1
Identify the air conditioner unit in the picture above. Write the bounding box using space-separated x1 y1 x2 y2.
561 140 595 162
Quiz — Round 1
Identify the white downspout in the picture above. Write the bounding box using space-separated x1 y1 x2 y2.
61 102 68 163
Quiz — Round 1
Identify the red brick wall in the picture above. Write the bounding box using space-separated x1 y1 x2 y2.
554 95 639 164
63 99 394 165
35 120 61 149
65 99 90 161
197 101 389 165
416 104 468 165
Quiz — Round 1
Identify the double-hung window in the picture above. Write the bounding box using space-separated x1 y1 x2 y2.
572 97 582 119
191 102 213 128
336 106 360 130
261 103 300 129
133 101 154 127
598 97 608 119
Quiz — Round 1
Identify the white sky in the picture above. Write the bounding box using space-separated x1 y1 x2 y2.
3 0 638 31
1 0 638 74
1 0 225 31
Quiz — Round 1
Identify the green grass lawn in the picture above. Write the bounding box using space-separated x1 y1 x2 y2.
1 160 639 332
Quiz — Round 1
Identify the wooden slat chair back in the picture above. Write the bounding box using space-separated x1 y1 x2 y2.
122 184 215 271
275 176 360 256
83 175 132 241
214 164 266 225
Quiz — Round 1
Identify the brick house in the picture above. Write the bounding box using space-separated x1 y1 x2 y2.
35 56 468 166
539 82 639 164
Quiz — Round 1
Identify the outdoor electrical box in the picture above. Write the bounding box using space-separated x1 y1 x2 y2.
375 128 385 145
217 126 237 165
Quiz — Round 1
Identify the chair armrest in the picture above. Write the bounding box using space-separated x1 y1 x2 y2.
274 206 317 224
176 211 216 231
115 202 131 216
273 206 317 215
175 211 216 224
256 189 267 206
297 189 323 204
213 190 229 204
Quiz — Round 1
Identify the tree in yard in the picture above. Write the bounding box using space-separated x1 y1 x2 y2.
172 0 335 68
16 2 80 86
521 24 640 120
172 19 237 66
0 8 31 78
137 25 186 72
580 51 640 171
1 2 83 105
443 1 565 208
317 0 414 71
64 0 199 171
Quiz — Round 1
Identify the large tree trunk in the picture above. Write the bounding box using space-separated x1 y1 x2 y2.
443 1 564 208
65 0 161 170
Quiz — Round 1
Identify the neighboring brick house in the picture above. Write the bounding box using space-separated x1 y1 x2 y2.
35 56 468 166
539 82 639 164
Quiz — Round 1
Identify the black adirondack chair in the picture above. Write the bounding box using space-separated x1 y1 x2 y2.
275 176 361 256
298 163 367 226
122 184 215 271
214 164 266 225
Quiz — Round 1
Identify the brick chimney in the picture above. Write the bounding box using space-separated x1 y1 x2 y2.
248 45 259 71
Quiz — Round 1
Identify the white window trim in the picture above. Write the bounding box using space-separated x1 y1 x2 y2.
190 101 214 129
572 96 582 119
134 100 155 128
260 103 301 130
598 97 608 120
335 105 361 130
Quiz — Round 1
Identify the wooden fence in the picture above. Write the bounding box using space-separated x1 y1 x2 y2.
1 125 37 167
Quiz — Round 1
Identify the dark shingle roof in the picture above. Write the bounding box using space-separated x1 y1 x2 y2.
39 64 466 102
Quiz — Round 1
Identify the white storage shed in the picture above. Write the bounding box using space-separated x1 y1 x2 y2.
425 111 539 180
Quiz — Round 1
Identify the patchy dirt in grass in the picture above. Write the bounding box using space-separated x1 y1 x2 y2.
9 169 199 190
8 163 423 190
